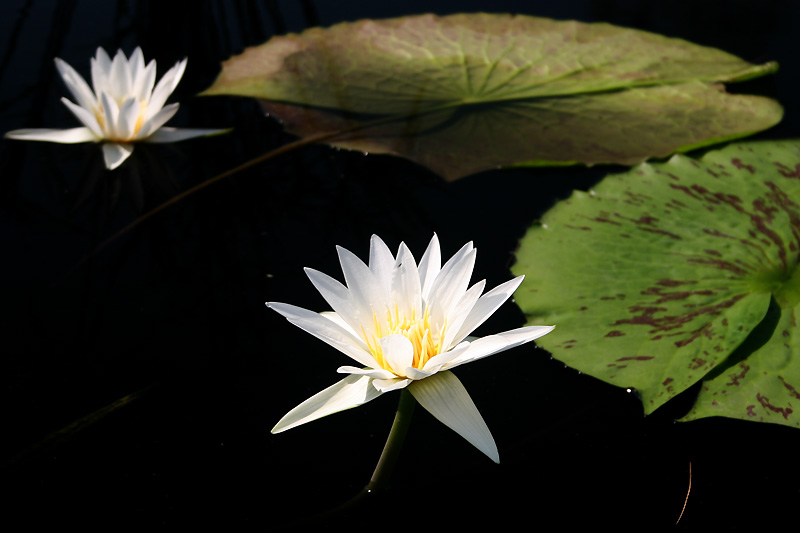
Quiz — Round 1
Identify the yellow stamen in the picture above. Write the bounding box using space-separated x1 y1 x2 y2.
94 107 106 132
133 102 145 136
366 305 446 376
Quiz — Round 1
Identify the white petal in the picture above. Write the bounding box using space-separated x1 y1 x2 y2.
4 127 97 144
421 340 471 373
116 97 140 140
91 47 112 96
147 58 186 117
135 102 179 139
60 97 103 137
368 234 395 297
373 377 412 392
267 302 378 368
144 127 229 143
337 245 386 334
417 233 441 300
128 47 146 93
392 243 422 320
100 92 120 138
450 275 525 346
408 371 499 463
304 267 364 337
320 311 359 336
426 243 476 329
102 142 133 170
138 60 157 103
442 279 486 350
337 366 397 380
442 325 555 371
380 334 414 376
54 57 96 112
271 374 382 433
404 366 436 380
281 317 376 368
109 48 132 99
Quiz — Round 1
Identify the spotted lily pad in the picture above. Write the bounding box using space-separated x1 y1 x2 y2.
202 13 781 181
513 140 800 426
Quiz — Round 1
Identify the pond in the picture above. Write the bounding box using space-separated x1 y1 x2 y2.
1 0 798 529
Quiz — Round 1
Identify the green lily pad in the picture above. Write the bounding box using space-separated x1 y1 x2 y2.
202 13 781 181
513 140 800 426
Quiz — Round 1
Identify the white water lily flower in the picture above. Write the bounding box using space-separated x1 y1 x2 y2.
268 234 554 463
4 47 227 170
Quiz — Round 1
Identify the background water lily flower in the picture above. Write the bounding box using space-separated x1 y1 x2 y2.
268 234 554 463
4 47 227 170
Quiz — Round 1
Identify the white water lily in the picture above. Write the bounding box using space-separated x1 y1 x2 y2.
268 234 554 463
4 47 226 170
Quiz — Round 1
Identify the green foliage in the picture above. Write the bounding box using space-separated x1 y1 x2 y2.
513 140 800 427
202 13 781 180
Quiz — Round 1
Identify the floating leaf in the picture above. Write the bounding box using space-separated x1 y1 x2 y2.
202 13 781 180
513 140 800 427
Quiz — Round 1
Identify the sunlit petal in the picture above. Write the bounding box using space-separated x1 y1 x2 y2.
442 279 486 350
409 371 499 463
417 233 442 300
109 48 132 98
138 60 157 103
426 243 476 327
304 267 363 336
91 47 112 96
116 97 141 140
4 127 97 143
443 325 555 370
100 92 120 138
380 334 414 376
368 234 395 297
404 366 436 380
145 126 230 143
337 366 397 380
271 375 382 434
421 340 471 373
320 311 359 336
267 302 377 368
135 102 179 139
373 377 412 392
54 57 96 112
392 243 422 320
147 58 186 118
128 47 146 93
60 97 103 137
450 275 525 346
337 245 386 333
102 142 133 170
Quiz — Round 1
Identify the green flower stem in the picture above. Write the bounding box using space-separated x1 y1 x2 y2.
367 388 416 493
323 389 416 521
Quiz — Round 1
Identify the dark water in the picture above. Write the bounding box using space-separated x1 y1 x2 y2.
1 1 798 529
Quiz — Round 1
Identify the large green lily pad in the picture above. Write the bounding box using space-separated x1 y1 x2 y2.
513 140 800 426
202 13 781 181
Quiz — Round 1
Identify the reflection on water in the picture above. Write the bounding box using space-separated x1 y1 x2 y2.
1 0 798 529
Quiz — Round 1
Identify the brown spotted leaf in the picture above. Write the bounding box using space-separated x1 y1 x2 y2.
201 13 781 181
513 140 800 425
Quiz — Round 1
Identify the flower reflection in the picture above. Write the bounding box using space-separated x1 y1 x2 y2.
268 234 554 462
5 47 227 170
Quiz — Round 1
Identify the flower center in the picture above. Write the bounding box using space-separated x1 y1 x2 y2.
365 306 446 374
94 99 146 141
